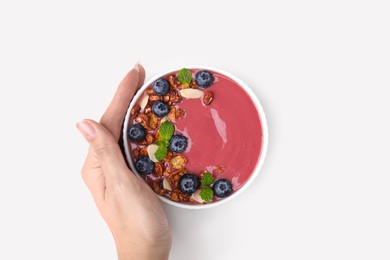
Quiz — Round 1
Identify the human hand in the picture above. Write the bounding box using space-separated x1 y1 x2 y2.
76 64 171 260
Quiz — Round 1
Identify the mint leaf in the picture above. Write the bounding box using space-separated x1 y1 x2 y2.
177 68 192 86
155 140 168 147
201 172 214 186
200 187 214 203
154 121 174 161
158 121 174 141
155 145 168 161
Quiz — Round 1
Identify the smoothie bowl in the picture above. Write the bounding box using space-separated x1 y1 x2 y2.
123 66 268 209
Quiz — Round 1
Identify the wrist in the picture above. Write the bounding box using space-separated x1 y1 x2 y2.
115 237 171 260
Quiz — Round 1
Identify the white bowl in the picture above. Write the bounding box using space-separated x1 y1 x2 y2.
123 66 268 209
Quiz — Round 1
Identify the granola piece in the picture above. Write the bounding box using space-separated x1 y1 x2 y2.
144 106 152 114
203 91 214 105
213 165 224 175
135 113 148 124
190 79 197 89
171 189 180 202
153 179 161 192
154 162 164 176
146 88 154 95
140 147 148 157
144 113 158 130
169 169 187 188
163 95 170 103
138 140 147 146
146 133 155 145
163 167 171 177
132 147 140 160
167 106 176 120
171 189 190 202
163 151 173 163
179 192 190 202
170 171 181 187
149 94 161 102
175 108 186 119
130 105 141 117
168 90 182 105
170 155 187 170
168 75 180 88
149 113 159 129
153 179 168 196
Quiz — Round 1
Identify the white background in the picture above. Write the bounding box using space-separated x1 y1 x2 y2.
1 0 389 259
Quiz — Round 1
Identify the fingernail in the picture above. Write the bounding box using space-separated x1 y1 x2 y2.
76 120 95 141
133 62 140 73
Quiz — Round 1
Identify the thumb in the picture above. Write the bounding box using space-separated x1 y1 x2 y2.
77 119 132 186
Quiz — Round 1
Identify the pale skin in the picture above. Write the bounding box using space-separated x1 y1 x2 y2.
76 64 171 260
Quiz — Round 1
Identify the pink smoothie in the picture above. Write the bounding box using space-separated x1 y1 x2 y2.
174 71 263 191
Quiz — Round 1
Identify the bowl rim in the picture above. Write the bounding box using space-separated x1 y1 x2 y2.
122 65 268 209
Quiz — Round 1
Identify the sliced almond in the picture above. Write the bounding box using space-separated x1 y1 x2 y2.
147 144 159 162
162 178 172 191
179 89 204 99
190 189 204 204
160 117 167 124
140 94 149 109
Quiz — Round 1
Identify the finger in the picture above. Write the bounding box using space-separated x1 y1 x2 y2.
77 121 106 203
77 119 137 188
81 149 106 204
137 63 146 90
100 63 146 141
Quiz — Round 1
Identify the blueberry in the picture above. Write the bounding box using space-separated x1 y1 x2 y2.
169 135 188 153
153 79 170 96
135 156 154 174
195 70 214 88
179 173 200 195
213 179 233 198
152 101 169 118
127 124 146 142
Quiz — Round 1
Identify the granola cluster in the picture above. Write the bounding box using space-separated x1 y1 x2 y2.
128 71 217 203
